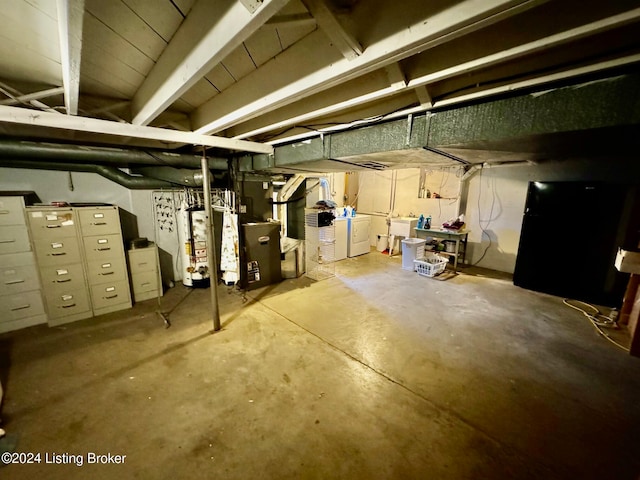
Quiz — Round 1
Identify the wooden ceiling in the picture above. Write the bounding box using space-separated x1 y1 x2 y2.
0 0 639 154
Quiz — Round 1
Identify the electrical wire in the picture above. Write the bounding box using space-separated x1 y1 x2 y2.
471 166 495 266
562 299 628 352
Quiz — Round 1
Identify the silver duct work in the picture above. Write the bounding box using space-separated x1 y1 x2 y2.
0 140 229 188
0 139 228 169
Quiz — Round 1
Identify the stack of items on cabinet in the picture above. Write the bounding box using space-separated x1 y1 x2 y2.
0 193 161 333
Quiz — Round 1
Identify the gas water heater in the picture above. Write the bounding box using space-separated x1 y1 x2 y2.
177 207 210 288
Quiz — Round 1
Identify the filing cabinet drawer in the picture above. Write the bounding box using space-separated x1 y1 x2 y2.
0 251 36 268
34 236 82 266
38 263 86 294
132 270 159 295
128 248 158 273
27 209 77 239
45 288 91 320
0 197 26 226
1 290 46 321
0 263 40 295
86 258 127 284
83 234 123 260
90 280 130 310
0 225 31 254
78 208 121 236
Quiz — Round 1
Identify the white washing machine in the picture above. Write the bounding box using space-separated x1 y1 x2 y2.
347 214 371 257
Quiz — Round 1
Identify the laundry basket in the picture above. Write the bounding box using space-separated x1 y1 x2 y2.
414 254 448 277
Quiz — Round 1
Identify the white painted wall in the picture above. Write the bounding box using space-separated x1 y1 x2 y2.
357 167 462 245
464 158 640 273
0 167 132 210
356 159 640 273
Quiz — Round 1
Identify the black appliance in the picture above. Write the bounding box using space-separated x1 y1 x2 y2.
513 181 632 306
241 222 282 291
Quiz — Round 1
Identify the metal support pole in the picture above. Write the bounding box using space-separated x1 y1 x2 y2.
201 149 221 331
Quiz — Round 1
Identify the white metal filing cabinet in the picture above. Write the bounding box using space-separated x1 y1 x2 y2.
78 206 131 316
0 193 46 333
127 242 162 302
28 206 92 325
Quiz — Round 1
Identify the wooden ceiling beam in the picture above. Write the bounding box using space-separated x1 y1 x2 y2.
192 0 549 135
301 0 362 60
0 105 273 154
56 0 85 115
130 0 289 127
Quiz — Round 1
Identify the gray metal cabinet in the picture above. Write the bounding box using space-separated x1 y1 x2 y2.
0 194 46 333
27 204 132 326
127 243 162 303
78 206 131 316
27 207 92 325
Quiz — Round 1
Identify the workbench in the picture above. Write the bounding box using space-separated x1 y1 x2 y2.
415 228 469 271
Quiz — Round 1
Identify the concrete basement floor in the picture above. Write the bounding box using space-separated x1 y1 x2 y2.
1 251 640 479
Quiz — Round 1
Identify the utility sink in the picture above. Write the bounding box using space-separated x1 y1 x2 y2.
389 217 418 237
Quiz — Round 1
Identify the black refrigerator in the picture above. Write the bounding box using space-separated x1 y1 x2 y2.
513 181 633 307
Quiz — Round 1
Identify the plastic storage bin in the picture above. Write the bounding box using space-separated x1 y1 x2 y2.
401 238 426 270
414 254 448 277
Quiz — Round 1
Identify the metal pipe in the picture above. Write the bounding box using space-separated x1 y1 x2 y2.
134 167 205 186
0 159 174 189
0 139 228 169
201 151 221 332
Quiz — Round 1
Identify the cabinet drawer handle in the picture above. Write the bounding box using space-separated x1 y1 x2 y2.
5 279 25 285
11 304 31 311
0 239 16 244
92 222 107 226
138 262 148 266
46 225 61 228
104 294 118 299
51 252 67 256
100 271 115 276
56 278 72 283
141 282 151 286
0 210 10 214
97 247 111 251
61 303 77 309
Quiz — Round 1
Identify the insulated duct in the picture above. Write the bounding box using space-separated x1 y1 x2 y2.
0 139 228 169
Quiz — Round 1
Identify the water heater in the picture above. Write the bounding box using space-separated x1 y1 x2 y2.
177 207 210 288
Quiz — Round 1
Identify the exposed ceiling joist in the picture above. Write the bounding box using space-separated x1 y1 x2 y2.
232 69 408 140
407 6 640 88
265 12 316 28
384 63 406 89
0 82 61 114
301 0 362 60
414 86 432 108
0 87 65 106
131 0 289 127
56 0 85 115
0 105 273 154
433 53 640 110
229 6 640 142
192 0 548 135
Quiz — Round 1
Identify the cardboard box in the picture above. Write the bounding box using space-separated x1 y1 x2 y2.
615 248 640 274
